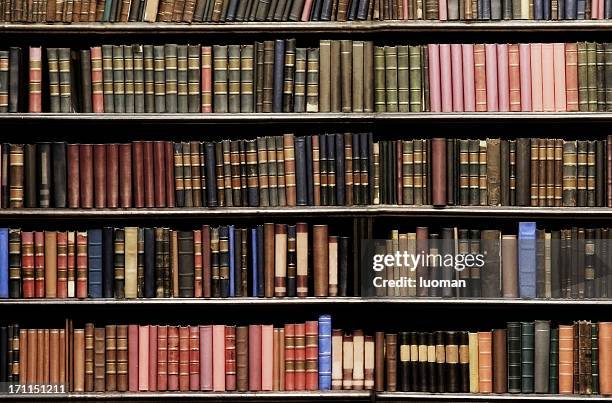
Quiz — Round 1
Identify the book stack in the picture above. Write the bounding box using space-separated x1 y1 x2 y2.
0 315 332 392
2 41 612 114
0 0 610 22
0 223 348 299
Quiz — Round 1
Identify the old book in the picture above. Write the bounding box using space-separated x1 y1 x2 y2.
506 324 521 393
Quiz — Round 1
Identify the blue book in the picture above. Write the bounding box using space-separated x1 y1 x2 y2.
144 228 155 298
0 228 8 298
229 225 235 297
256 225 264 297
251 228 258 297
318 314 332 390
102 227 114 298
518 222 536 299
88 229 103 298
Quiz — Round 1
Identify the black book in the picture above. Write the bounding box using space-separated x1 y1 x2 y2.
347 0 359 19
335 133 345 206
500 139 510 206
597 140 605 207
178 231 195 298
481 230 501 298
606 0 612 17
227 0 241 19
320 134 328 206
205 142 218 207
435 331 446 392
288 0 306 20
286 225 296 297
234 227 243 296
37 143 52 208
551 230 561 298
365 133 373 205
52 142 67 208
239 141 248 206
445 331 459 392
418 332 428 392
409 332 419 391
446 138 456 205
426 332 436 392
356 0 370 19
219 226 230 298
200 142 208 207
79 49 92 113
320 0 333 19
399 332 410 391
458 331 469 392
352 133 361 205
173 142 185 207
469 229 481 298
327 134 337 205
24 144 37 208
310 0 323 20
272 39 285 113
338 236 349 297
144 228 155 298
102 227 115 298
295 137 308 206
441 228 455 298
0 326 6 387
428 233 440 298
8 47 22 113
305 136 314 206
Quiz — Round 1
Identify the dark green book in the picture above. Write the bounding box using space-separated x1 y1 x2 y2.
586 42 597 112
133 45 145 113
605 43 612 112
384 46 398 112
164 44 178 113
153 45 166 113
123 45 135 113
283 39 296 113
177 45 189 113
408 45 422 112
549 327 558 394
397 45 409 113
227 45 241 113
596 43 606 112
293 47 306 113
521 322 535 393
143 45 154 113
112 45 125 113
374 46 385 112
46 48 60 113
577 42 589 112
508 322 522 393
240 44 254 113
188 45 201 113
213 45 228 113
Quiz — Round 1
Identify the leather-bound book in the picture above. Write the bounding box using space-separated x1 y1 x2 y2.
433 331 446 392
294 323 306 390
313 225 329 297
328 236 338 296
8 144 24 209
20 232 34 298
235 326 248 391
501 235 518 298
342 333 354 390
492 329 507 393
74 231 87 299
352 330 364 390
372 332 383 391
425 332 436 392
115 325 129 391
91 144 106 208
481 230 501 298
66 144 80 208
486 138 501 206
562 140 577 206
177 231 194 297
303 321 318 390
147 326 158 391
468 332 479 393
199 325 212 391
516 138 531 206
143 141 156 208
521 322 535 393
36 143 52 208
116 144 132 208
167 326 180 391
177 327 189 391
84 324 95 391
416 227 429 297
124 227 138 299
577 320 592 394
600 322 612 395
171 143 184 207
224 326 236 391
431 138 446 206
549 327 558 394
249 324 262 390
105 325 117 391
261 325 273 391
91 327 105 392
285 324 296 390
137 326 149 391
113 228 125 299
592 323 599 395
131 142 146 208
218 226 230 297
27 47 42 112
127 325 138 392
73 329 85 392
87 229 102 299
50 142 67 208
330 329 343 390
386 333 397 392
104 144 119 208
23 144 37 208
156 326 168 391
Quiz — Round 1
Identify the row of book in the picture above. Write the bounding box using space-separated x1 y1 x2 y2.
0 224 348 299
3 135 612 209
2 222 612 300
1 318 612 395
0 316 333 392
0 0 611 23
364 223 612 300
1 41 612 114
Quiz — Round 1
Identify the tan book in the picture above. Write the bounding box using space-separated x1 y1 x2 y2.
342 334 353 389
143 0 160 21
364 336 375 390
45 231 58 298
274 224 287 297
84 323 94 391
94 328 106 392
331 330 343 390
468 332 479 393
124 227 138 298
328 236 338 297
352 330 364 390
296 223 308 297
319 40 331 113
73 329 85 392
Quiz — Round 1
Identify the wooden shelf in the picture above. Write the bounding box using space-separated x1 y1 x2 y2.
2 21 612 34
2 112 612 124
2 297 612 306
1 206 612 219
376 392 612 401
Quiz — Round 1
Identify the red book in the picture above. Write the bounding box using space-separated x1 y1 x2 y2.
56 231 68 299
167 326 180 391
462 44 476 112
119 143 133 208
201 46 212 113
90 47 104 113
519 44 532 111
474 44 487 112
427 44 442 112
439 44 453 112
199 325 213 391
67 232 76 298
139 325 149 391
189 326 199 391
157 325 168 391
194 230 203 298
179 326 190 391
93 144 107 208
484 44 498 111
132 141 145 208
294 323 306 390
67 144 80 208
508 44 521 112
565 43 579 112
128 325 139 392
305 321 318 391
34 231 45 298
284 323 295 390
76 231 88 299
21 231 35 298
148 325 158 391
202 225 211 298
28 47 42 113
450 44 464 112
496 44 510 112
248 324 262 391
106 144 120 208
154 141 167 208
213 325 226 391
79 144 94 208
225 326 236 391
165 141 176 208
143 141 155 208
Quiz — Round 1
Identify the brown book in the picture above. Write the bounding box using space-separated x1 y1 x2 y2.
477 331 492 393
492 329 507 393
132 141 145 208
385 333 397 392
67 144 80 208
93 144 106 208
105 325 117 391
236 326 249 391
45 231 57 298
94 327 105 391
144 141 156 208
119 143 133 208
154 141 168 208
274 224 287 297
431 138 446 206
313 225 329 297
165 142 176 207
600 323 612 395
84 323 94 391
374 332 384 392
283 134 296 207
116 325 128 391
79 144 93 208
106 144 119 208
486 138 501 206
73 329 85 392
559 324 573 394
50 329 60 385
264 223 275 298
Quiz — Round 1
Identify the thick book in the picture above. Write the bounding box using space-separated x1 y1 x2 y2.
518 222 536 299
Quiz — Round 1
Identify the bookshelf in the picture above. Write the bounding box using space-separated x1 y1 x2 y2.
3 6 612 400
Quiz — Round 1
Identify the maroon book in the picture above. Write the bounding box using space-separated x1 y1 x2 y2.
79 144 94 208
165 141 176 207
119 143 133 208
93 144 107 208
106 144 120 208
167 326 179 391
67 144 80 208
128 325 139 392
148 325 158 391
202 225 211 298
154 141 167 208
189 326 200 391
143 141 155 208
132 141 145 208
248 324 262 391
179 326 189 391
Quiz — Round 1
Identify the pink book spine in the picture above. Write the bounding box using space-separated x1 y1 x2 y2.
157 325 168 391
28 47 42 113
450 44 464 112
474 44 487 112
541 44 555 112
249 324 262 391
485 44 499 111
427 44 442 112
462 44 476 112
128 325 139 392
402 0 408 18
201 46 212 113
212 325 226 391
439 0 448 19
225 326 236 391
530 43 543 112
508 44 521 112
148 325 158 391
519 43 532 111
591 0 600 18
261 325 274 391
139 326 149 391
90 47 104 113
439 44 453 112
497 44 510 112
565 43 579 111
598 0 604 18
553 43 567 111
200 325 213 391
179 326 190 391
300 0 314 20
